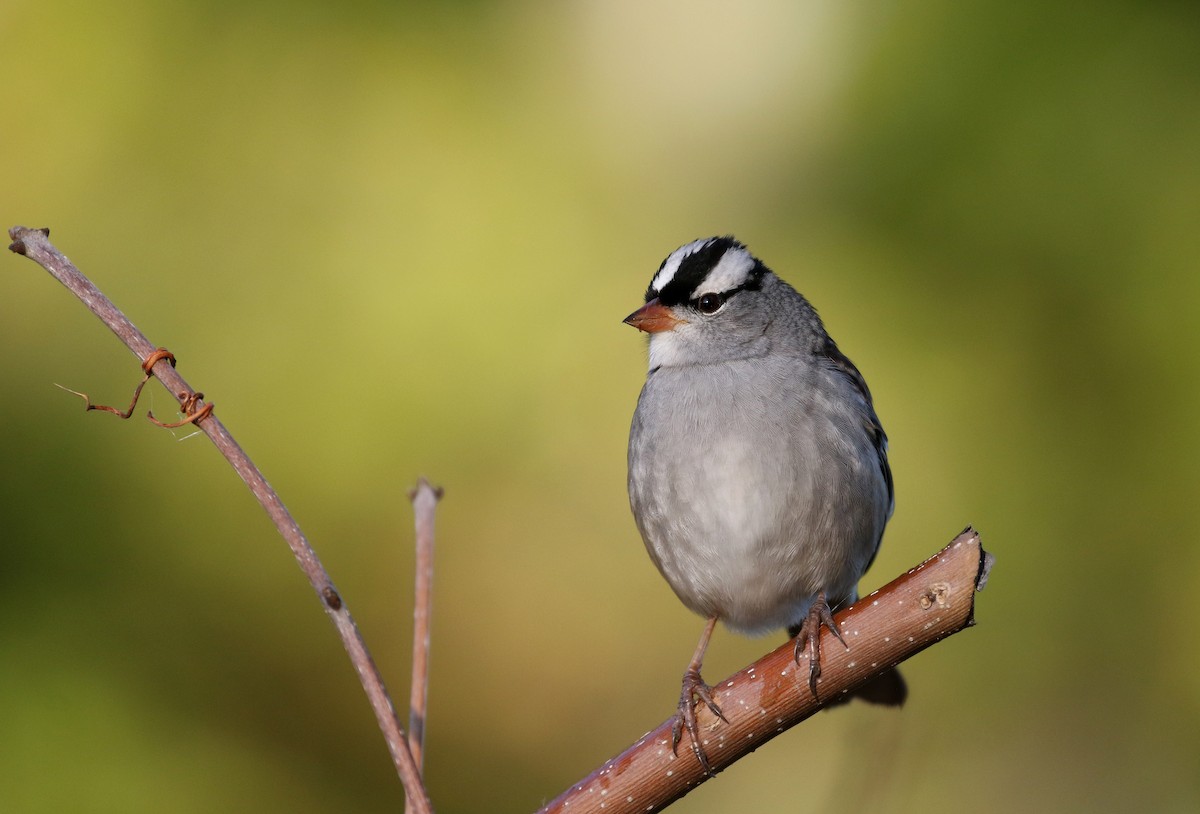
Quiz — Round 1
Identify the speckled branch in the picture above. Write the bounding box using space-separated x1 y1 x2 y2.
7 226 434 814
540 528 993 814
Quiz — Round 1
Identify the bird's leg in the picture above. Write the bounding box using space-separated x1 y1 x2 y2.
673 615 728 775
792 591 848 700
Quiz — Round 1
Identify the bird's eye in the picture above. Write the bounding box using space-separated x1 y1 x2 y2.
696 293 724 314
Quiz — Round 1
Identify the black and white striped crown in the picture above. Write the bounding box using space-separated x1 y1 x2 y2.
647 236 767 307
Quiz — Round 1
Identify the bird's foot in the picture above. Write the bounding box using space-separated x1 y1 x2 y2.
672 667 727 775
792 591 848 700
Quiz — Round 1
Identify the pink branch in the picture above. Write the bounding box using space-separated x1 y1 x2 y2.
539 529 993 813
405 478 441 813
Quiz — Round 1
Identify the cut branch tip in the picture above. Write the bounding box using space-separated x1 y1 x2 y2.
408 477 444 503
7 225 50 255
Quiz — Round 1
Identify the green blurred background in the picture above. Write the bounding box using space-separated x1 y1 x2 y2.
3 1 1198 811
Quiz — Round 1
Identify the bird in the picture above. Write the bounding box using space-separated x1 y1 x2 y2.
625 236 905 773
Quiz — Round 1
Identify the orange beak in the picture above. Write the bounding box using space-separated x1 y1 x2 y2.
623 298 684 333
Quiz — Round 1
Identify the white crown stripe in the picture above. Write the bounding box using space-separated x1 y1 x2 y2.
650 237 717 295
691 247 755 298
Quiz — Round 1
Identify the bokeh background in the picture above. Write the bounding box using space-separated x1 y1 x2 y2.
3 1 1198 812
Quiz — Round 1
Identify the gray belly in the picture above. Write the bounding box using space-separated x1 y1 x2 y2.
627 361 887 635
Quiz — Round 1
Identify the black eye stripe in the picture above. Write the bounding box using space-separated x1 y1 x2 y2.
689 281 755 313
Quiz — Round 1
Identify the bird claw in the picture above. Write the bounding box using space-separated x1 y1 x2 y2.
792 591 848 699
673 667 727 775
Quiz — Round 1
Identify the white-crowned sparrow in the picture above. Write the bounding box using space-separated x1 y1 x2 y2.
625 236 905 772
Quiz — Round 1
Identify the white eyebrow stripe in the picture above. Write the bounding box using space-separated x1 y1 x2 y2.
690 245 755 297
650 237 715 294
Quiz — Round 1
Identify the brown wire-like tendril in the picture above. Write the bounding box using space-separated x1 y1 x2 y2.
58 347 174 418
57 378 151 419
147 390 213 428
59 346 211 427
141 347 176 374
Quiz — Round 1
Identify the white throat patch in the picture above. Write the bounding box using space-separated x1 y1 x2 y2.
647 329 688 370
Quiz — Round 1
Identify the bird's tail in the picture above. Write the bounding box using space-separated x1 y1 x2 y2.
847 665 906 706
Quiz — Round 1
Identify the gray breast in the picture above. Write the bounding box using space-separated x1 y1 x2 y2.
628 356 888 635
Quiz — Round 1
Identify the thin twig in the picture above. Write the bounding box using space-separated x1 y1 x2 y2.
405 477 441 814
539 528 993 814
8 226 434 814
